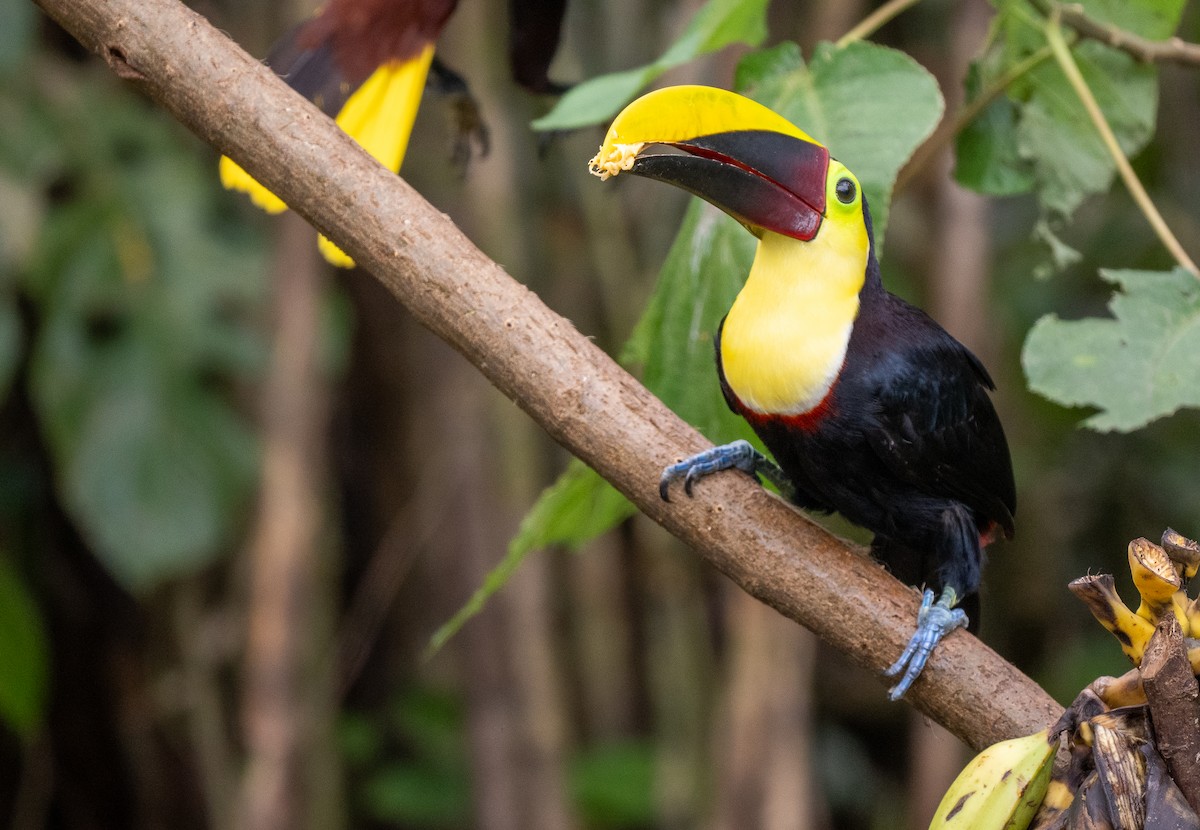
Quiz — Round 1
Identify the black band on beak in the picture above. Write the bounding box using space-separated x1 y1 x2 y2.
632 154 823 241
628 130 830 241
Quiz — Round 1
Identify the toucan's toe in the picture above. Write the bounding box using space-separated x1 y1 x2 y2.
885 588 968 700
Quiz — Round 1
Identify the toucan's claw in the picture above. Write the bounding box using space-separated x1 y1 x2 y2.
659 440 763 502
885 587 967 700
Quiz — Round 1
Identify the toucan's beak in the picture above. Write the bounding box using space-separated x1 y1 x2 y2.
590 85 830 241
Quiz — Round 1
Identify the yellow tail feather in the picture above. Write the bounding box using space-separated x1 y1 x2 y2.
219 42 436 268
219 155 288 214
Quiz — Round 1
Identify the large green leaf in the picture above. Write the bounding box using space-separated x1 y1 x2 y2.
624 200 760 440
955 62 1036 196
0 555 48 740
21 73 266 590
1023 268 1200 431
531 0 768 131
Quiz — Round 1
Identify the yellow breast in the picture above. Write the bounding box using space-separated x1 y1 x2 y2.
720 224 868 416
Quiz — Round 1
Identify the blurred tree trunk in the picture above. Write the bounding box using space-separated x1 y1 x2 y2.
237 213 342 830
637 524 714 830
436 2 577 826
711 587 826 830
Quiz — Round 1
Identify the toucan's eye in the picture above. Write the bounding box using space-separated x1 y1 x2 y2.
835 177 857 205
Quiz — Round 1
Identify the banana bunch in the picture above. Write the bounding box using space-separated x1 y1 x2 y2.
1033 529 1200 829
930 529 1200 830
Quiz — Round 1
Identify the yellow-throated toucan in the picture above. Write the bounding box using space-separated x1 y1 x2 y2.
591 86 1016 699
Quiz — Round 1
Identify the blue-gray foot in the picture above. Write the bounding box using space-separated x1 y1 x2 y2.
659 440 793 501
884 587 967 701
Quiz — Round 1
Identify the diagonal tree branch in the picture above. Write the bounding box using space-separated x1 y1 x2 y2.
31 0 1064 750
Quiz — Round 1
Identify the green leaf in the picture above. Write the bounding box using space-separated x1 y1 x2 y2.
1017 42 1157 217
23 74 267 591
1022 268 1200 431
531 67 655 133
1073 0 1186 40
736 40 944 246
626 200 759 443
954 63 1036 194
425 459 634 656
532 0 768 131
0 555 49 739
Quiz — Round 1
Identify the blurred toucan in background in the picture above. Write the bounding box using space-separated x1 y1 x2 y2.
591 86 1016 700
220 0 567 267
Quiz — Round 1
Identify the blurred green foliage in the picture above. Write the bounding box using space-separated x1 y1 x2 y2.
0 10 270 737
569 740 657 827
2 63 266 593
21 74 266 589
0 552 47 741
345 691 472 828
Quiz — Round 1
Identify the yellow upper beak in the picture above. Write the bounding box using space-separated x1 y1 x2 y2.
589 85 831 241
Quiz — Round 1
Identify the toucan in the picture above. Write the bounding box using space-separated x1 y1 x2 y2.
590 86 1016 699
219 0 568 268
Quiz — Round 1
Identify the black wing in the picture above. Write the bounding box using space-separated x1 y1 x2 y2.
863 318 1016 538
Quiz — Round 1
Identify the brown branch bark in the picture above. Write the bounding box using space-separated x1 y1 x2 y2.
32 0 1064 750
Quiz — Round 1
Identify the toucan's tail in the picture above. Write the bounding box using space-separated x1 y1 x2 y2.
219 18 436 268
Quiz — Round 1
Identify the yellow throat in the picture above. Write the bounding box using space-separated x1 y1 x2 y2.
720 217 870 416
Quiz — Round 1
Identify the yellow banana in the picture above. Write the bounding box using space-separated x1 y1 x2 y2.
928 729 1055 830
1187 595 1200 640
1172 589 1192 638
1068 574 1156 665
1128 537 1182 626
1091 669 1145 710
